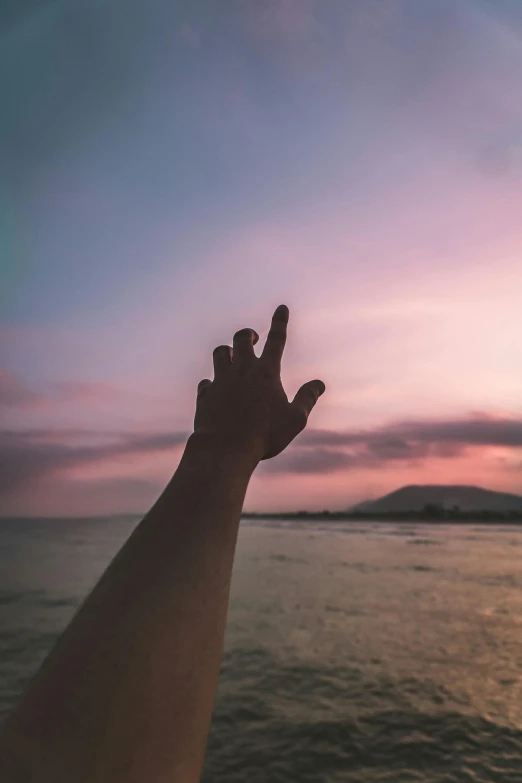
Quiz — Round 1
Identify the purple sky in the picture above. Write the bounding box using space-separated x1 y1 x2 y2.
1 0 521 515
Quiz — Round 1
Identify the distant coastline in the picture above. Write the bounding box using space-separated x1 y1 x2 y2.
2 486 521 525
0 510 522 525
243 484 522 523
1 510 521 524
241 509 522 523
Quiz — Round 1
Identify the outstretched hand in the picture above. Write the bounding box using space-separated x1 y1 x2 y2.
0 305 325 783
194 305 325 462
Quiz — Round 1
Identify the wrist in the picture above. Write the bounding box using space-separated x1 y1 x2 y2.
184 430 264 471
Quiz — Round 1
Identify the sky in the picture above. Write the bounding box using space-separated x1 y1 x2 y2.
1 0 521 516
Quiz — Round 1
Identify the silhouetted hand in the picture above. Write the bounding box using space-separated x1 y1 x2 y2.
194 305 326 461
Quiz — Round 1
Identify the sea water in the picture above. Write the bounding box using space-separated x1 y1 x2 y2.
1 516 522 782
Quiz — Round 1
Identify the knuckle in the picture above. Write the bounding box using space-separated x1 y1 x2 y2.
234 327 254 341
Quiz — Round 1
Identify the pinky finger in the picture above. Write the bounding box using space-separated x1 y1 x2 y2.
197 378 212 397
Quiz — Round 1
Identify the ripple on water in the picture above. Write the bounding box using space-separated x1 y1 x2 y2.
2 518 522 781
203 648 522 782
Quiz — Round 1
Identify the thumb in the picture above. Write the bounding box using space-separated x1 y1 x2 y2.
292 379 326 420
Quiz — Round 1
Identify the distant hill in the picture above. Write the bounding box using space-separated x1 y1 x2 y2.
352 485 522 513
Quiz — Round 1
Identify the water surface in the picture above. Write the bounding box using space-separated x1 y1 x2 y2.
1 517 522 781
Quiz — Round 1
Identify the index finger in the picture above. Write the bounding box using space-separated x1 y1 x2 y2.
261 305 289 367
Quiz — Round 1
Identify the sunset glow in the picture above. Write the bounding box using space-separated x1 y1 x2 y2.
1 0 521 515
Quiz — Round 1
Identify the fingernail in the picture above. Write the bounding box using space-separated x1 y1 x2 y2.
317 380 326 395
276 304 288 313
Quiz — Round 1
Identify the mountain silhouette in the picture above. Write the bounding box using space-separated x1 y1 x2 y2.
352 485 522 513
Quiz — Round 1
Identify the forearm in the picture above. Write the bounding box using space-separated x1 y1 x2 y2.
0 433 259 783
0 304 325 782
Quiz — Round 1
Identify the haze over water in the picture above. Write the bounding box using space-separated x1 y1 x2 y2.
2 516 522 781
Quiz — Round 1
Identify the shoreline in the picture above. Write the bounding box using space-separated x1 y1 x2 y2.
241 512 522 524
2 513 521 524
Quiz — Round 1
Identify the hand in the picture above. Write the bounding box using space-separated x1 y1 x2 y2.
194 305 325 462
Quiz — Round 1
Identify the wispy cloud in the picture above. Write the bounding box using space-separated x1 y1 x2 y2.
0 368 46 409
261 414 522 474
300 415 522 449
2 415 521 507
0 368 126 410
0 428 188 499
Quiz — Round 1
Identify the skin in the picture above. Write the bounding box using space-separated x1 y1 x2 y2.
0 305 325 783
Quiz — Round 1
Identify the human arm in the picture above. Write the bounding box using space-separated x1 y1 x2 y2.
0 305 325 783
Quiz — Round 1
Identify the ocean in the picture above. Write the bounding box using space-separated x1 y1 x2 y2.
1 516 522 781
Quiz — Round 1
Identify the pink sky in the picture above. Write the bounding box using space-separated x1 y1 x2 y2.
1 0 521 515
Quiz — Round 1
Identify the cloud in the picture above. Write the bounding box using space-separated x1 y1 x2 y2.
300 416 522 449
2 414 521 507
0 368 126 410
52 381 124 404
0 368 46 409
0 428 188 499
260 447 360 474
261 414 522 475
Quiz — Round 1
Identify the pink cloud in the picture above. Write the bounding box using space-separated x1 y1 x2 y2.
2 413 521 515
0 368 51 410
0 368 127 411
52 381 124 405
